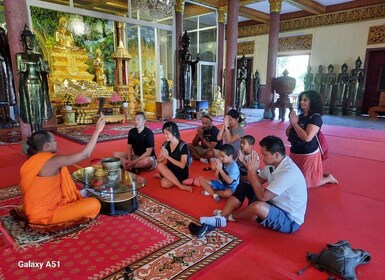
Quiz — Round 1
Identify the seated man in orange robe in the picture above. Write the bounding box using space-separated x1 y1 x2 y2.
19 116 106 228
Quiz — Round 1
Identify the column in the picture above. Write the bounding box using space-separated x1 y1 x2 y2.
224 0 238 112
217 7 226 91
263 0 282 119
4 0 30 139
174 0 185 110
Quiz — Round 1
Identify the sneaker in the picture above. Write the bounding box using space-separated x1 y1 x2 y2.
202 190 211 196
212 209 222 216
213 194 221 202
199 216 227 228
200 158 209 164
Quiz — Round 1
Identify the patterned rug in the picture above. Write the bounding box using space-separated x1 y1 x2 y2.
53 121 199 144
0 186 243 279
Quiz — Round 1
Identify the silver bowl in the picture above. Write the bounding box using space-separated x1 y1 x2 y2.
101 157 121 170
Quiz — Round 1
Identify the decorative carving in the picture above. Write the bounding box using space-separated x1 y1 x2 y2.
237 41 255 55
368 25 385 45
175 0 185 13
239 4 385 38
269 0 283 13
278 34 312 52
218 7 227 24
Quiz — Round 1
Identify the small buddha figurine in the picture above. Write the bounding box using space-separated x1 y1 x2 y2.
93 48 106 86
209 85 225 116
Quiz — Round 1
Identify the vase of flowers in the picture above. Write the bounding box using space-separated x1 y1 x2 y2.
75 94 89 107
109 92 122 106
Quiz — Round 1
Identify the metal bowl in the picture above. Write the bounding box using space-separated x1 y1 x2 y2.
101 157 121 170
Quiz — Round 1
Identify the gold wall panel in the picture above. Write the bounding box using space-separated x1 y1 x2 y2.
237 41 255 55
278 34 312 52
239 4 385 38
368 25 385 45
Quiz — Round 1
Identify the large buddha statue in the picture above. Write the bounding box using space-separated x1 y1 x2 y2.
93 48 106 86
50 16 94 95
54 17 84 52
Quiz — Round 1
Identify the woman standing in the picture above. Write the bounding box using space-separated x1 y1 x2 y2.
156 121 192 192
286 90 338 188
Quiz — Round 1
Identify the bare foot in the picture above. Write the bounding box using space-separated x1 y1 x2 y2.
153 174 162 179
325 174 339 184
183 176 202 187
179 185 193 192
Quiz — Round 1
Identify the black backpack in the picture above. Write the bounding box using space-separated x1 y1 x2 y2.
298 240 371 280
179 141 193 167
162 141 192 167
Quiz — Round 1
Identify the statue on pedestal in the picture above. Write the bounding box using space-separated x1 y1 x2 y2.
324 64 336 113
314 65 324 96
54 17 84 51
0 27 19 128
93 48 106 86
236 55 248 112
209 85 225 116
336 63 349 115
177 31 199 119
16 26 52 133
347 56 364 115
252 70 260 108
304 65 314 91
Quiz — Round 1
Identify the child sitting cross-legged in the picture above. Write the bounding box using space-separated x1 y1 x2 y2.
199 144 240 202
237 135 260 182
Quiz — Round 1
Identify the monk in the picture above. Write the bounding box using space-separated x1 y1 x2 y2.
19 116 106 226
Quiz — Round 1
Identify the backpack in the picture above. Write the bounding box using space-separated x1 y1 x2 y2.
163 141 192 167
298 240 371 280
179 141 193 167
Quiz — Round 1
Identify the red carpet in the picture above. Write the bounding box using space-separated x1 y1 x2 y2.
1 119 385 279
0 188 243 279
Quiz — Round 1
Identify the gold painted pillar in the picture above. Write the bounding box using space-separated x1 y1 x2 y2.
264 0 282 119
224 0 238 112
4 0 30 140
217 7 227 91
175 0 185 109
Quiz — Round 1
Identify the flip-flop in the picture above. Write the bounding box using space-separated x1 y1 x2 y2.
203 167 211 171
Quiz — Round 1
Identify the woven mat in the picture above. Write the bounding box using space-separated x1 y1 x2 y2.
0 186 244 279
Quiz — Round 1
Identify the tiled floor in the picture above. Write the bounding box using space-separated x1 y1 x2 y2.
242 108 385 131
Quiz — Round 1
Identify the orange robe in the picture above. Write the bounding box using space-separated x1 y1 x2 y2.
20 152 100 225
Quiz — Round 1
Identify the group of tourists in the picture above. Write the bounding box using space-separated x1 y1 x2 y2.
20 90 338 235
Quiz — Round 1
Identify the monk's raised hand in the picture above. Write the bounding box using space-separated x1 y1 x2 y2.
96 115 106 133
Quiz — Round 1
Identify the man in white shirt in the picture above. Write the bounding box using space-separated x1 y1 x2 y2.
200 135 307 233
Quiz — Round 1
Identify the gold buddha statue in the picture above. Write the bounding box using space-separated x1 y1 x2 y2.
209 85 225 116
49 16 94 95
93 48 106 86
54 17 84 52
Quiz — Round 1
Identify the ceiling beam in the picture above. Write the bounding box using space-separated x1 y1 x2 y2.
286 0 326 14
239 7 270 23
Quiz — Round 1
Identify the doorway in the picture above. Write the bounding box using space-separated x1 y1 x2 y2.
362 48 385 114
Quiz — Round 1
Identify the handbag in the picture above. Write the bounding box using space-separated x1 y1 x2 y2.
315 131 329 160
